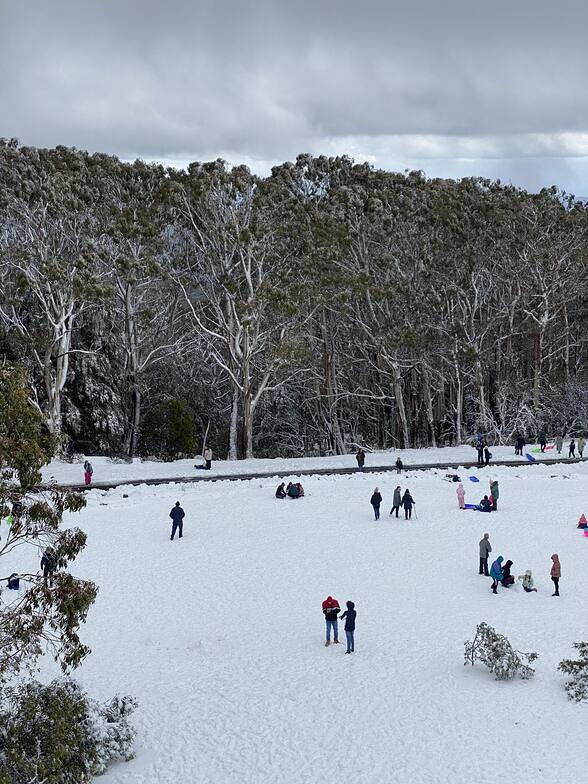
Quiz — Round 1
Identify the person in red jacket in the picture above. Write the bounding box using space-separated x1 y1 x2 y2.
322 596 341 647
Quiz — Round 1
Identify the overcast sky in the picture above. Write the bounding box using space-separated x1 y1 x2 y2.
1 0 587 194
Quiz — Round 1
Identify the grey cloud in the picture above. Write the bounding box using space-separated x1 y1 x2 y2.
0 0 587 192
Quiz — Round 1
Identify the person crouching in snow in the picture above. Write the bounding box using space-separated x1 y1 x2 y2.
275 482 286 499
501 559 515 587
489 556 504 593
550 553 561 596
518 570 537 593
457 483 465 509
322 596 341 646
340 601 356 654
370 488 382 520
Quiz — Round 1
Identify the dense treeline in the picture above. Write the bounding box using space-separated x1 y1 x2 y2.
1 139 587 458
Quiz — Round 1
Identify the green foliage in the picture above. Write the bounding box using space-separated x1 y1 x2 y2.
558 642 588 702
0 366 97 682
140 399 196 459
464 622 538 680
0 678 137 784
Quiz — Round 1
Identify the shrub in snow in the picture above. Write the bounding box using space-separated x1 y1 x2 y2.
0 678 137 784
558 642 588 702
464 622 538 680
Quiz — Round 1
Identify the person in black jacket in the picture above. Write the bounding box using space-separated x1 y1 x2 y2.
340 601 356 654
275 483 287 499
402 489 414 520
370 488 382 520
395 457 403 474
356 448 366 469
501 559 515 587
169 501 185 540
40 547 57 586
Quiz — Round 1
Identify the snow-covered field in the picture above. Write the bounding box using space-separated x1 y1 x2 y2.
42 442 578 486
15 459 588 783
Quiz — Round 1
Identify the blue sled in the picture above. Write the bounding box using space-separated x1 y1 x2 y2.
525 453 536 462
468 476 480 483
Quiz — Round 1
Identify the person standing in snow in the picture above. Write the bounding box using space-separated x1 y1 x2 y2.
489 556 504 594
457 483 466 509
356 449 365 469
370 488 382 520
203 446 213 470
340 600 356 654
578 436 585 458
568 439 576 458
322 596 341 646
550 554 561 596
555 434 563 454
514 434 525 456
390 485 402 517
40 547 57 586
402 489 415 520
484 446 491 466
83 460 93 486
395 457 403 474
169 501 185 540
476 440 485 466
489 479 499 511
479 533 492 575
538 432 547 453
518 570 537 593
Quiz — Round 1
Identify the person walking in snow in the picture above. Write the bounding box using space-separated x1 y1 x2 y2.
83 460 93 486
578 436 586 458
169 501 185 540
550 554 561 596
489 479 499 511
457 483 465 509
40 547 57 587
568 439 576 458
395 457 403 474
518 570 537 593
390 485 402 517
340 600 356 654
501 559 515 587
322 596 341 646
356 448 365 469
370 488 382 520
555 434 563 454
479 533 492 575
402 489 415 520
489 556 504 594
538 431 547 453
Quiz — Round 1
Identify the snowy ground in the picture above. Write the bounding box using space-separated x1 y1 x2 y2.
42 442 579 486
10 459 588 783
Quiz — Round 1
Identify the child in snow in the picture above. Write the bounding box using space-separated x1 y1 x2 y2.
479 533 492 575
484 446 491 466
395 457 403 474
275 482 287 499
489 556 504 593
83 460 93 486
402 489 414 519
390 486 401 517
489 480 499 511
322 596 341 646
550 554 561 596
501 559 515 587
370 488 382 520
518 570 537 593
340 601 356 654
555 434 563 454
457 483 465 509
538 432 547 452
568 439 576 458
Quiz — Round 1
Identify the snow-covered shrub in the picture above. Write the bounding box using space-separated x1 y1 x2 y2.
464 622 538 680
558 642 588 702
0 678 137 784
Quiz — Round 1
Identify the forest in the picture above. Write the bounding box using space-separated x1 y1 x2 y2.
0 139 586 459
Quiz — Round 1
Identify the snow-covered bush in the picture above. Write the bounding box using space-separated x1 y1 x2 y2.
464 622 538 680
0 678 137 784
558 642 588 702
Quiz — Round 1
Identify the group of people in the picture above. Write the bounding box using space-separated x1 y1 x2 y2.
195 446 213 470
479 533 561 596
275 482 305 499
474 437 492 466
355 449 403 474
456 479 499 512
515 432 585 458
322 596 356 653
370 486 415 520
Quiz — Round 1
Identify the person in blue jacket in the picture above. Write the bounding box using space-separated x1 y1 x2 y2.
340 600 356 654
169 501 185 540
489 556 504 594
